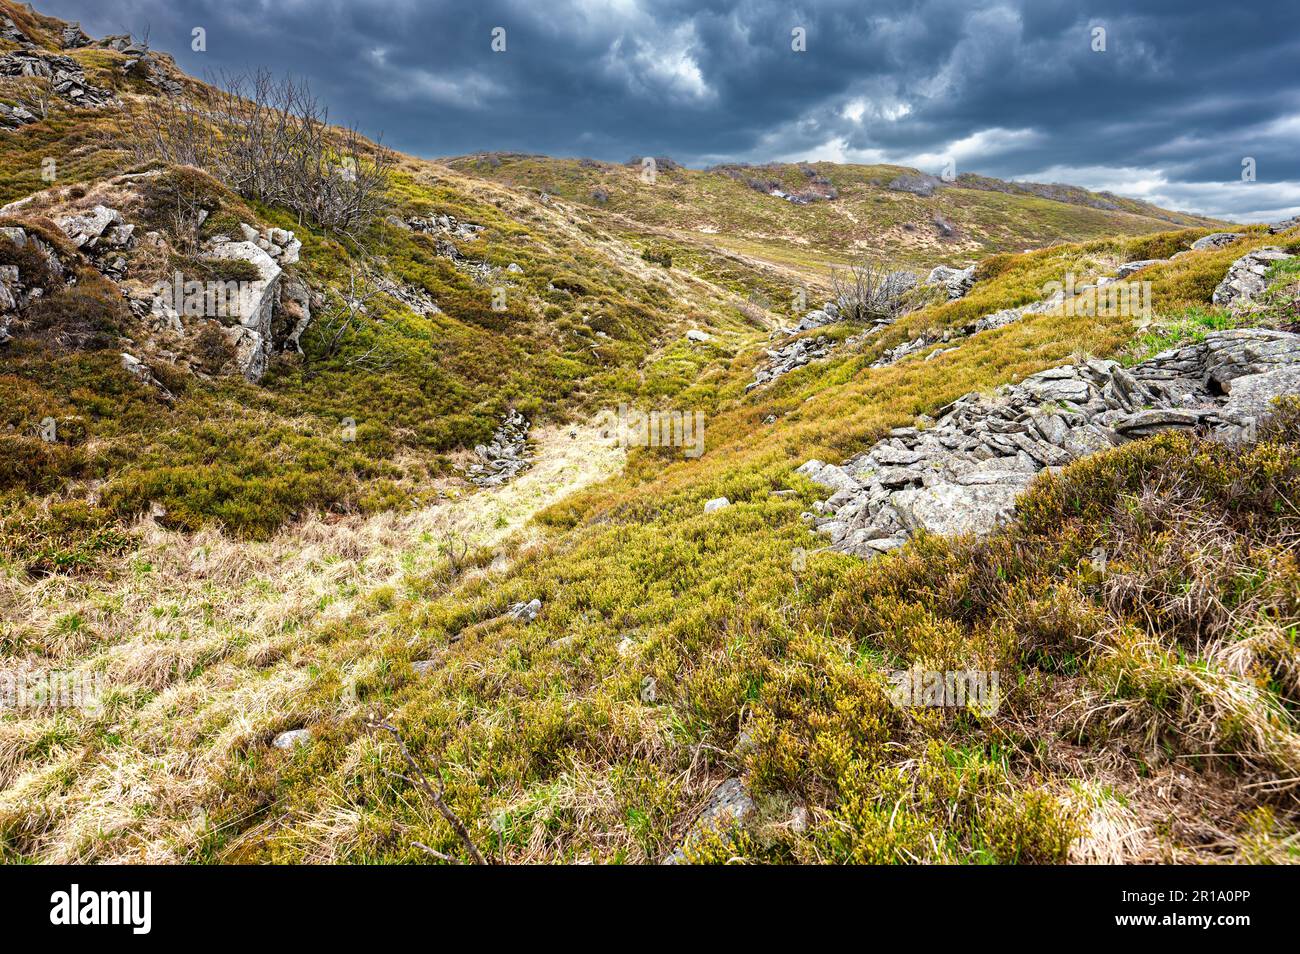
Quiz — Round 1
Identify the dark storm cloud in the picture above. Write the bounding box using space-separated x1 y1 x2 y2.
40 0 1300 220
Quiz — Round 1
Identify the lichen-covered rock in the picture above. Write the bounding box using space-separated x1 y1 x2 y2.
507 598 543 622
0 50 115 108
271 729 312 750
120 352 175 402
201 236 283 381
662 778 754 864
805 329 1300 559
1115 259 1163 279
925 264 976 299
54 205 123 250
1211 246 1294 311
1191 232 1244 251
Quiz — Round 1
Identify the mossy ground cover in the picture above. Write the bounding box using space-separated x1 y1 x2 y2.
4 214 1298 863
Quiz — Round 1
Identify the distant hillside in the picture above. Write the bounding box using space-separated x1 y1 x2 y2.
442 153 1223 284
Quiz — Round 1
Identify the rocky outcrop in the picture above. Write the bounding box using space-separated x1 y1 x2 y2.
802 329 1300 558
375 276 440 318
925 264 975 300
747 335 838 392
887 173 941 197
201 235 283 381
276 275 316 354
54 204 134 279
1190 232 1244 251
1268 216 1300 235
0 101 38 128
1 15 28 44
1212 247 1294 311
238 222 300 265
468 409 532 487
408 213 484 241
0 223 70 344
60 23 92 49
0 50 115 109
748 274 922 391
120 352 174 401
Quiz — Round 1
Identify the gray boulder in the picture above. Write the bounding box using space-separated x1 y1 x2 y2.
1211 246 1293 310
662 778 754 864
1115 259 1163 279
201 237 283 381
272 729 312 750
1191 232 1244 251
925 264 976 299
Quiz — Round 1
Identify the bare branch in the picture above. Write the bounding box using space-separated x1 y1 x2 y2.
368 716 488 865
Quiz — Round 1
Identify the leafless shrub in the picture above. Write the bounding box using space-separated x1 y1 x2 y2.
4 76 55 120
829 258 919 323
303 264 387 370
437 529 470 577
131 68 393 239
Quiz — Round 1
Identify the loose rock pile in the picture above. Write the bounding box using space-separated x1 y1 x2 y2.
0 50 115 117
54 204 135 278
746 334 838 392
468 409 533 487
801 328 1300 558
407 213 484 241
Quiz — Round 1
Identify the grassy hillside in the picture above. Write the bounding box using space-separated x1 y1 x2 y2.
442 153 1224 286
2 1 1297 865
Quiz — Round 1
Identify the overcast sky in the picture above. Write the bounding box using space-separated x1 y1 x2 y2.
42 0 1300 222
